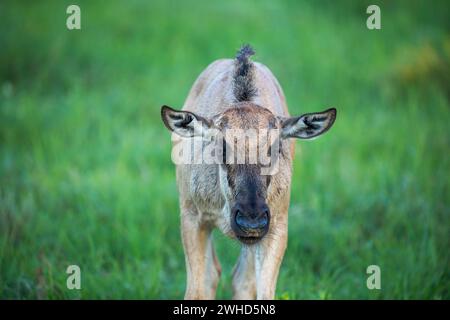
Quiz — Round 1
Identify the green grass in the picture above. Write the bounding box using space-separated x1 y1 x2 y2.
0 0 449 299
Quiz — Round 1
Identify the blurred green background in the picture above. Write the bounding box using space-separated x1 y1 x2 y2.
0 0 449 299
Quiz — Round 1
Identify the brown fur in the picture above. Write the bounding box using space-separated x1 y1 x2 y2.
161 50 336 299
175 58 292 299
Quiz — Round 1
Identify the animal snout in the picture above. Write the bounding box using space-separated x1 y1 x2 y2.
235 208 269 231
231 203 270 244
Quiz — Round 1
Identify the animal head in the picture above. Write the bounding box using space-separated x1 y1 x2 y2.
161 104 336 243
161 45 336 244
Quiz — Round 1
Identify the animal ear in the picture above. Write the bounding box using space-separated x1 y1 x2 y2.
280 108 337 139
161 105 213 138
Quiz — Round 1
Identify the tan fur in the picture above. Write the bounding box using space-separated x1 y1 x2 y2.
173 59 295 300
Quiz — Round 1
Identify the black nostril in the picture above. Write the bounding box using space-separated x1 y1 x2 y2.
259 213 269 228
234 208 269 231
235 210 247 228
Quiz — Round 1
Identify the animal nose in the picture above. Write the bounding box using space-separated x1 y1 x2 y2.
233 204 270 233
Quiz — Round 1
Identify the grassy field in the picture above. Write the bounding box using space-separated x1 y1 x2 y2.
0 0 449 299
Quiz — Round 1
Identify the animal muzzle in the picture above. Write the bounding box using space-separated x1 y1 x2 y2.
231 202 270 244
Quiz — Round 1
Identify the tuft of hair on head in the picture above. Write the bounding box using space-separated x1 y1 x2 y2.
236 44 255 62
233 44 257 102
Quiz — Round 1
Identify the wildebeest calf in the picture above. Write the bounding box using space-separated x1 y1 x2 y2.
161 45 336 299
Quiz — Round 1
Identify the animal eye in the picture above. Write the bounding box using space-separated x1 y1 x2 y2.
277 140 283 155
266 175 272 186
226 168 235 188
222 139 227 164
267 142 283 158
